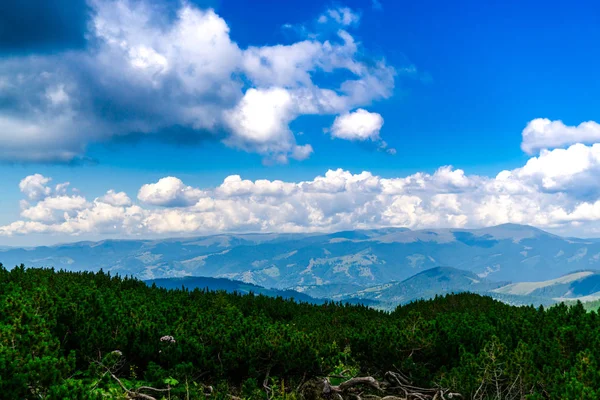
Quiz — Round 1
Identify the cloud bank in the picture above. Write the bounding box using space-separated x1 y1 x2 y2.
5 141 600 238
521 118 600 155
0 0 397 164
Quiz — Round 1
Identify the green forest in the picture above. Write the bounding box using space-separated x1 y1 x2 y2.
2 264 600 399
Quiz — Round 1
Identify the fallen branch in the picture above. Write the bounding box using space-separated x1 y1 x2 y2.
263 367 273 400
104 367 158 400
91 352 206 400
316 370 461 400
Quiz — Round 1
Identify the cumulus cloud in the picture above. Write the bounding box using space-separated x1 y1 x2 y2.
98 190 132 207
330 109 383 141
0 0 397 164
20 195 89 223
19 174 53 201
223 88 313 162
138 177 205 207
217 175 298 197
329 109 396 154
521 118 600 155
507 143 600 199
6 142 600 238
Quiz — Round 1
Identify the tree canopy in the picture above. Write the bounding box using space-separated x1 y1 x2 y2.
1 264 600 399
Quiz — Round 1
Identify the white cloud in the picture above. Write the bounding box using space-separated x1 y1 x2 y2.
242 41 324 88
55 182 71 195
216 175 298 197
509 143 600 197
521 118 600 155
20 195 89 223
431 166 474 190
223 87 313 162
98 190 132 207
321 8 361 26
330 109 383 141
6 142 600 238
19 174 53 201
138 177 205 207
0 0 396 164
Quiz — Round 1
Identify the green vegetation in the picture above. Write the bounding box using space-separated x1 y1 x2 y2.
2 264 600 399
562 298 600 313
582 299 600 312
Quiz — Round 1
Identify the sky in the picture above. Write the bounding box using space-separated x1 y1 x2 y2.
0 0 599 246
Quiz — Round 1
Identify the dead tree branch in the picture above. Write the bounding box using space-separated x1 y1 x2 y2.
315 370 461 400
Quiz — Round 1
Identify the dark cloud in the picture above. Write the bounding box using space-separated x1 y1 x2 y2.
0 0 91 54
110 125 227 146
0 0 396 165
0 0 223 55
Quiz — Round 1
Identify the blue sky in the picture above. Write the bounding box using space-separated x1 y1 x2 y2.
0 0 599 245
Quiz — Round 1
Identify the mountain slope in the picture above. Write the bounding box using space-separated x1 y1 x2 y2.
492 270 600 300
337 266 507 304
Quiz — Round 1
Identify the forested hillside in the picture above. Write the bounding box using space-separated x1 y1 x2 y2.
2 264 600 399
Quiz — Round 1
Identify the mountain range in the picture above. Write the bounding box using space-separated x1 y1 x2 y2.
330 266 507 304
148 267 600 310
3 223 600 307
330 267 600 308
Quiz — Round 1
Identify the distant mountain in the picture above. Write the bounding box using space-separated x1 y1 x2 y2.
3 224 600 291
145 268 600 311
332 266 594 308
336 266 507 305
492 270 600 301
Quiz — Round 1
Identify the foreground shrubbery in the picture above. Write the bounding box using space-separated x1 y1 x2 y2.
1 264 600 399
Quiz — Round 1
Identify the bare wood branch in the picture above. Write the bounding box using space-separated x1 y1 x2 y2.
318 370 461 400
335 376 381 392
106 368 156 400
93 356 176 400
263 366 273 400
137 386 171 393
296 372 307 393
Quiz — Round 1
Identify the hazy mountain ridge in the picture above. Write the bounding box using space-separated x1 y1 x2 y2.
492 270 600 301
335 266 508 304
342 267 600 307
3 224 600 293
144 267 600 309
145 276 382 307
145 276 322 304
